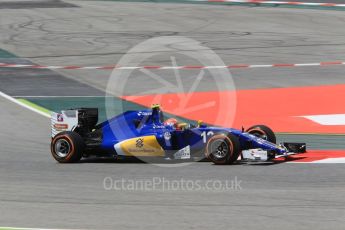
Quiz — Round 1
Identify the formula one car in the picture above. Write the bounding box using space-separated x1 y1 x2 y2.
50 105 306 164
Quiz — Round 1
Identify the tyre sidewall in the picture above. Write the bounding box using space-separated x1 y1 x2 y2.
51 131 84 163
205 133 240 165
246 125 276 144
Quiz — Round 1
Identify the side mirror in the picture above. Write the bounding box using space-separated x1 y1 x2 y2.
133 119 141 128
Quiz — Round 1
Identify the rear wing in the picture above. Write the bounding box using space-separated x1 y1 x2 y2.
51 108 99 138
51 110 78 138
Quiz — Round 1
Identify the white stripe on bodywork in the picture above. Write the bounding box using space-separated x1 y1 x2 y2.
114 142 126 156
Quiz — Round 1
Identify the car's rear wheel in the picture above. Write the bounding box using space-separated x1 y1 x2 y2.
205 133 241 165
246 125 276 144
51 131 85 163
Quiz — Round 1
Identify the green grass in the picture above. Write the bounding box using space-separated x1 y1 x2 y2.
21 96 142 122
17 99 52 116
0 48 17 58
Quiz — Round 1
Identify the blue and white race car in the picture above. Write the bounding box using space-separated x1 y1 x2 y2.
50 105 306 164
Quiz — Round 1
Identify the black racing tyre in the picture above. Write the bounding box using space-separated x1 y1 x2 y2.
246 125 276 144
205 133 241 165
51 131 85 163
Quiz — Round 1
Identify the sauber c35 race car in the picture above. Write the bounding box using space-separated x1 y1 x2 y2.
50 105 306 164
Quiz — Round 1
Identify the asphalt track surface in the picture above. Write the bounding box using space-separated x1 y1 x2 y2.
1 0 345 229
1 0 345 93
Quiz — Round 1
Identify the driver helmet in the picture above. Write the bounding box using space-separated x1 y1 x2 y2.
164 118 178 127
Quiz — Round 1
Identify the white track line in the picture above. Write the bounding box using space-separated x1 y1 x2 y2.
12 96 107 98
312 157 345 163
301 114 345 125
0 61 345 71
0 228 79 230
0 91 51 118
198 0 345 7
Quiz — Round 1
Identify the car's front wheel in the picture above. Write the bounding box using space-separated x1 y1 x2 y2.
246 125 276 144
51 131 85 163
205 133 241 165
